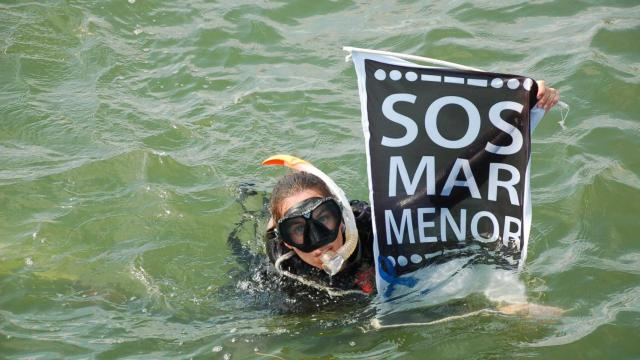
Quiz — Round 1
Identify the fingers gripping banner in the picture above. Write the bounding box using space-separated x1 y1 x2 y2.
348 48 545 296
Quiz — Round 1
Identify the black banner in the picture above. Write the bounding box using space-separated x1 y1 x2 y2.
359 57 536 277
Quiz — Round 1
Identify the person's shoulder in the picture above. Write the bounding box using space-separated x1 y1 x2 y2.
349 199 371 225
349 199 374 252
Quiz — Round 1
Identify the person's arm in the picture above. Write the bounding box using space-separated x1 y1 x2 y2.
496 82 562 317
227 218 258 267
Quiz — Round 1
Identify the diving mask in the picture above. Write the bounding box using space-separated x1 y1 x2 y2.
276 197 343 253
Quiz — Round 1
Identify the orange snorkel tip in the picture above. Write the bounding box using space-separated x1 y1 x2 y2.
262 155 309 169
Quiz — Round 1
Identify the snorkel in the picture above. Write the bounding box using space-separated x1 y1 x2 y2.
263 155 358 276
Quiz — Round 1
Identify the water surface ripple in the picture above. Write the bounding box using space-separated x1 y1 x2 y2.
1 0 639 358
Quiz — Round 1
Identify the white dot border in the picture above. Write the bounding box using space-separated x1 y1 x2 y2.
372 68 532 92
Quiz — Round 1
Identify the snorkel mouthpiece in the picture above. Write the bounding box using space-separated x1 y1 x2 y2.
263 154 359 276
320 251 345 276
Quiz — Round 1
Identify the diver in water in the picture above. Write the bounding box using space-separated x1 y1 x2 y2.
223 165 374 315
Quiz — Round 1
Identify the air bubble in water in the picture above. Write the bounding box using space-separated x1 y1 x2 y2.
128 0 135 4
212 345 223 352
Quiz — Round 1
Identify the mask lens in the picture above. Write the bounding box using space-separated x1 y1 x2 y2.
311 199 341 231
279 217 306 245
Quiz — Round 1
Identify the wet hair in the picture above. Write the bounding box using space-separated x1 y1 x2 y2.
269 171 332 222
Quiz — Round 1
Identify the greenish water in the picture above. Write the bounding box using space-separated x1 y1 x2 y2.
1 0 639 358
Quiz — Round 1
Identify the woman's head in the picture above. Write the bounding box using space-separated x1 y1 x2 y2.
269 172 344 269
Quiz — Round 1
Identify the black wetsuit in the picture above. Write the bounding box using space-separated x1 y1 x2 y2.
264 200 377 295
